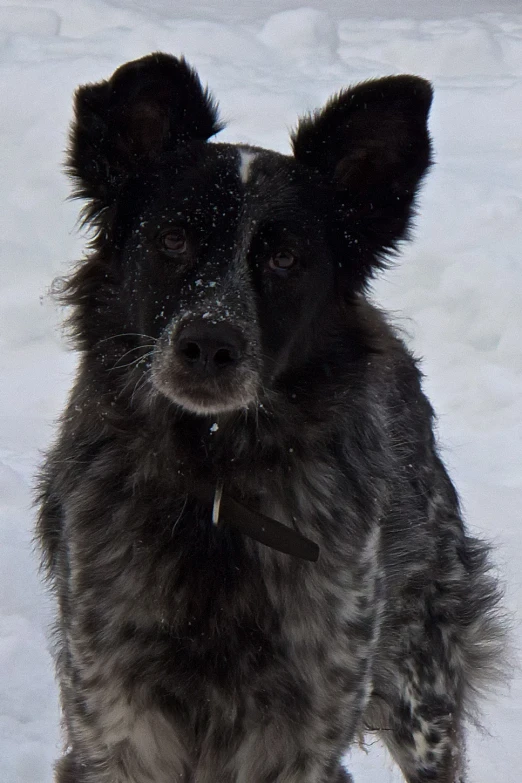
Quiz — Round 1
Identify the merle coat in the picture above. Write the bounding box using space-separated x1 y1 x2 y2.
37 54 505 783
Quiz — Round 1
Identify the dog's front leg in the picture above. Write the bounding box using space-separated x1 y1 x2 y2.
219 718 359 783
198 670 369 783
53 655 193 783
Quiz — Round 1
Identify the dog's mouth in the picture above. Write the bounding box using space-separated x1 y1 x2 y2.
152 365 260 415
151 318 261 415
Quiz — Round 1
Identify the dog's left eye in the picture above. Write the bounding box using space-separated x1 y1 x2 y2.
158 228 187 257
268 250 298 273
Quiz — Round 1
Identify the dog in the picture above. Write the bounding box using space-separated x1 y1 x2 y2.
37 53 506 783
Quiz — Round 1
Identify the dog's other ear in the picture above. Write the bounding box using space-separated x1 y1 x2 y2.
67 53 222 209
292 76 433 289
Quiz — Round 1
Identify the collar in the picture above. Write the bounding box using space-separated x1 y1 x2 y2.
212 481 320 562
184 478 319 562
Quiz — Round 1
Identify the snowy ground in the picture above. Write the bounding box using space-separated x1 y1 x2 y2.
0 1 521 781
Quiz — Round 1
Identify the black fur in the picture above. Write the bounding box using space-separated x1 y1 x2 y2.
37 53 506 783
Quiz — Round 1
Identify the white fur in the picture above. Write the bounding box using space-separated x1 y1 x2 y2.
238 149 257 183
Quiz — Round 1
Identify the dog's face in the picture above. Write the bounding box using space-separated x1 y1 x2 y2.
116 144 337 414
66 54 432 415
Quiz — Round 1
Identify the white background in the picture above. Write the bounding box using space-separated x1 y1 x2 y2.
0 1 520 780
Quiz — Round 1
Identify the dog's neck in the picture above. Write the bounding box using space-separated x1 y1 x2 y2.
179 474 320 562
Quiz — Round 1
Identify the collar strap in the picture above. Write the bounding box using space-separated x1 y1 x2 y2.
212 481 320 562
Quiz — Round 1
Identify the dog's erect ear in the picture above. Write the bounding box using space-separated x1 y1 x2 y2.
67 53 222 208
292 76 433 288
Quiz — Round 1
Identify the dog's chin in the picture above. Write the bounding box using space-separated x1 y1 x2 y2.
151 370 258 417
164 390 254 416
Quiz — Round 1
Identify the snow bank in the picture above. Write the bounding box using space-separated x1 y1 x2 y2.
0 1 520 781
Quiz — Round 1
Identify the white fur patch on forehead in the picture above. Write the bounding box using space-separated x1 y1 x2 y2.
238 148 258 184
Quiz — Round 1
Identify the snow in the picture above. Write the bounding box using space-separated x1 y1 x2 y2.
0 0 520 780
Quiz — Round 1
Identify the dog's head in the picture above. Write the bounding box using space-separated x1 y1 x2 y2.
65 53 432 416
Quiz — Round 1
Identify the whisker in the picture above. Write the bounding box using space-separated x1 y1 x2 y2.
130 372 152 407
170 495 188 539
118 354 153 393
113 351 155 372
97 332 157 345
111 345 156 371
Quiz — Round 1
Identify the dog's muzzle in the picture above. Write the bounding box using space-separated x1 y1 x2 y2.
151 316 260 415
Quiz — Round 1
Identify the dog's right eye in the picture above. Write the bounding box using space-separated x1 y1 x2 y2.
157 228 188 257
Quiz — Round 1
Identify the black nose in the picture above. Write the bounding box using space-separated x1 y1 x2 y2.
176 321 246 374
